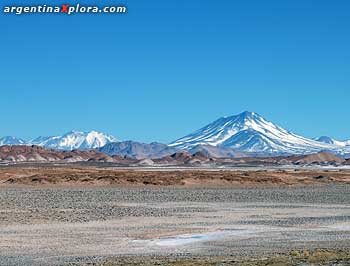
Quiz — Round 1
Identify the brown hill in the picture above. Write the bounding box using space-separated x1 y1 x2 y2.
188 145 247 158
287 152 345 165
0 145 130 164
207 152 346 166
153 151 213 165
0 146 348 167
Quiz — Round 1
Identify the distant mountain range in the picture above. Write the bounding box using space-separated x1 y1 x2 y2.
0 111 349 158
0 131 118 151
98 141 178 159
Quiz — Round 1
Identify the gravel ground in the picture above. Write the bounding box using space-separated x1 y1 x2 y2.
0 184 350 265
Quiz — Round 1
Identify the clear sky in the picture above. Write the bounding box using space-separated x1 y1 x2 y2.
1 0 350 143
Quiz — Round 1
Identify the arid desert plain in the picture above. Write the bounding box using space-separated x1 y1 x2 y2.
0 166 350 266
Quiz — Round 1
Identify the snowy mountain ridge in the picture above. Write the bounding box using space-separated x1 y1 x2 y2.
0 131 118 150
315 136 350 147
0 136 27 146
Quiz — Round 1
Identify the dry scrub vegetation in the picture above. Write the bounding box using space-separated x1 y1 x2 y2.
0 166 350 186
85 249 350 266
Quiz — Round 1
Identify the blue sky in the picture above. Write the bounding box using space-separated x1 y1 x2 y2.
1 0 350 142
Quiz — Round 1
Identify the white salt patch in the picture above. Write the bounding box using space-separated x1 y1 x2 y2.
150 229 248 247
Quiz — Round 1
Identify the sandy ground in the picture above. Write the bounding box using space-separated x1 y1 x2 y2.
0 184 350 265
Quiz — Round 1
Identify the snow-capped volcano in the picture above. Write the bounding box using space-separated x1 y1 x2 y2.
30 131 118 150
170 111 349 155
0 136 26 146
